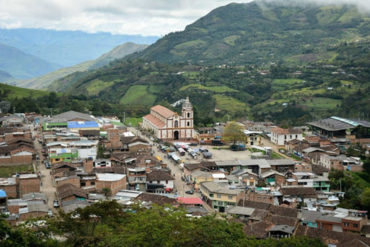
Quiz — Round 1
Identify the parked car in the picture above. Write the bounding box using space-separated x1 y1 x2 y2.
44 161 51 169
189 142 198 146
53 200 59 208
185 190 194 195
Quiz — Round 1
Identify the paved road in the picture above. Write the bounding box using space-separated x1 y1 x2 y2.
32 127 56 211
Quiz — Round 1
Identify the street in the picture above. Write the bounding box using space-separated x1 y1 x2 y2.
31 126 56 211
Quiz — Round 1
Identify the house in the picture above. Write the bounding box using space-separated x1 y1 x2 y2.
94 159 112 168
267 159 296 173
96 173 127 196
320 154 362 171
196 127 220 144
268 225 295 239
121 136 151 152
0 138 34 165
226 206 255 221
133 192 178 206
69 140 98 160
127 167 147 191
56 183 88 202
177 197 203 207
243 130 262 146
261 170 285 186
146 170 174 193
0 178 17 198
189 170 223 191
270 127 303 146
142 97 194 140
280 187 317 205
17 174 41 197
200 181 242 212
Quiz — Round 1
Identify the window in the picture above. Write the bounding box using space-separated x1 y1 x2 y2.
284 135 287 139
166 180 168 184
296 135 298 138
343 222 350 227
209 193 214 198
187 121 190 126
174 120 178 127
81 182 86 187
91 182 95 185
187 113 190 118
290 135 292 139
353 223 359 228
228 195 233 200
217 194 221 198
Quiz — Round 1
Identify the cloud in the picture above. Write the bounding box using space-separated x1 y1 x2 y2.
0 0 368 36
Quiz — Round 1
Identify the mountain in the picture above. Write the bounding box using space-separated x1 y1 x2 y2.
47 1 370 125
16 42 148 89
0 69 13 81
0 28 158 67
0 43 60 79
128 1 369 65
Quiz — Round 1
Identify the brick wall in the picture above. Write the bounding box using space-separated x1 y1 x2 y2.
0 154 32 166
0 184 17 198
83 159 94 173
56 176 80 188
18 177 40 197
243 191 274 204
96 176 126 195
8 205 21 214
19 211 47 221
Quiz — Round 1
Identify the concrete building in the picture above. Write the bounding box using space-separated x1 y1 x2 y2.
199 181 242 212
270 127 303 146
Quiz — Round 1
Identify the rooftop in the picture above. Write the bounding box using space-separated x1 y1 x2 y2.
151 105 176 119
227 206 255 216
201 181 240 195
96 173 126 182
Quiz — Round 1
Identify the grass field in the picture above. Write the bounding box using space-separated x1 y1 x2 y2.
180 83 238 93
0 83 48 99
213 95 248 114
303 97 341 110
86 79 114 96
0 164 34 177
120 85 157 106
124 117 142 127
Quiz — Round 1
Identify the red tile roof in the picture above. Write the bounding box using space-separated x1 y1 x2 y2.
271 127 302 135
151 105 176 119
177 197 203 205
143 114 165 128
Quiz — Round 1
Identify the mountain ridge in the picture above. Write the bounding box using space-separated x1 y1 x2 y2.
15 42 148 89
0 43 61 79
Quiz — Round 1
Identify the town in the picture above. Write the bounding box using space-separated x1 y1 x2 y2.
0 97 369 246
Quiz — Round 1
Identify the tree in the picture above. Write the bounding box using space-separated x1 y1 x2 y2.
102 188 111 199
223 121 246 145
361 188 370 211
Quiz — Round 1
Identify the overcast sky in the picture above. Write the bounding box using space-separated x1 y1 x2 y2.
0 0 368 36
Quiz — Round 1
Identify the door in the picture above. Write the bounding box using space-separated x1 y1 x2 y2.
174 131 179 140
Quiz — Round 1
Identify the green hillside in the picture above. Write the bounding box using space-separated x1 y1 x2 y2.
45 2 370 126
0 83 48 99
16 42 148 89
128 1 369 65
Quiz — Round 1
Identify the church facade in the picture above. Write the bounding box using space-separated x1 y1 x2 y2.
142 97 194 140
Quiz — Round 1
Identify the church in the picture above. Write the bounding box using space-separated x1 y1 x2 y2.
142 97 194 140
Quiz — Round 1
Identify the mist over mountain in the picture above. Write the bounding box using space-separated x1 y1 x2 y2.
16 42 148 89
0 43 60 79
0 28 158 67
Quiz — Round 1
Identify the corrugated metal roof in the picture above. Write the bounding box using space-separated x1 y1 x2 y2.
68 121 99 129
